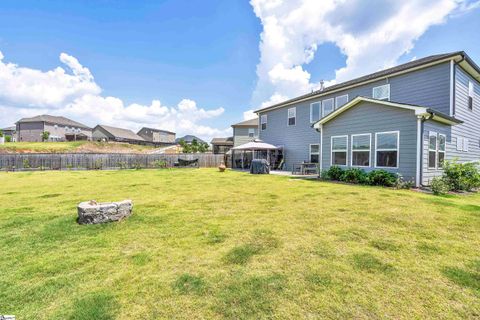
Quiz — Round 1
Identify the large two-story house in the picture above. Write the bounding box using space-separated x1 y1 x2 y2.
254 51 480 186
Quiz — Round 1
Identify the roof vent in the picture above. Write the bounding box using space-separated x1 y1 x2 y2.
320 80 325 91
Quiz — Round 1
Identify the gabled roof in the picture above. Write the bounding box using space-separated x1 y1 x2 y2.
232 118 258 127
175 135 207 144
138 127 176 135
94 125 145 141
312 97 462 129
17 114 91 129
211 137 234 145
255 51 480 114
2 126 16 131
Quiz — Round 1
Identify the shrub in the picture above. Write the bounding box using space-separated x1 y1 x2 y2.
340 168 368 184
154 160 167 169
325 165 344 181
5 136 11 142
367 170 397 187
430 177 450 195
22 159 31 169
442 160 480 192
320 169 330 180
394 175 415 189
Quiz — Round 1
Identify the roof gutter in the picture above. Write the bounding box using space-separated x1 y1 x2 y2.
254 54 465 114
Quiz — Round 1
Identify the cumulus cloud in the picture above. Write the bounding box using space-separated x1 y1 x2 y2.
250 0 480 109
0 52 230 141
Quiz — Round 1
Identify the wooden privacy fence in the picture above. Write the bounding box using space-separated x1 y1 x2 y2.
0 153 225 171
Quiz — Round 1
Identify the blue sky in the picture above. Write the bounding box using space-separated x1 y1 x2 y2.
0 0 479 140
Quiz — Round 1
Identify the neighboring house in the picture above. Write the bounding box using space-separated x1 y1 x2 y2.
175 135 207 145
255 51 480 186
231 118 259 147
92 125 145 145
2 126 16 142
211 137 234 154
16 115 92 142
137 127 176 146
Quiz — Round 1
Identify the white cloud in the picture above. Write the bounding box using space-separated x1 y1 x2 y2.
0 52 230 141
250 0 480 109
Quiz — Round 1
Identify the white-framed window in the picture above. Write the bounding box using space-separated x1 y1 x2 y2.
456 136 469 152
468 81 474 110
310 102 321 123
375 131 399 168
438 134 446 168
335 94 349 109
331 135 348 166
428 132 438 169
351 133 371 167
261 115 267 131
248 128 255 138
428 132 447 169
310 144 320 163
373 84 390 100
287 107 296 126
322 98 334 117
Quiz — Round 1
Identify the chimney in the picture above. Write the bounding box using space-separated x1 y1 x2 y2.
320 80 325 91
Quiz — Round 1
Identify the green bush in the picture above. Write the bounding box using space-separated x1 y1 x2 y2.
367 170 397 187
325 166 343 181
340 168 368 184
154 160 168 169
430 177 450 195
394 175 415 189
5 136 11 142
442 160 480 192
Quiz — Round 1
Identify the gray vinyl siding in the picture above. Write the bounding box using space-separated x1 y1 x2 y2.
449 66 480 163
421 120 451 185
233 126 258 147
259 102 320 171
321 102 418 181
259 62 451 170
92 127 113 141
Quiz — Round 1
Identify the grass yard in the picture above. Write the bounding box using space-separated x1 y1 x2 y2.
0 141 153 154
0 169 479 319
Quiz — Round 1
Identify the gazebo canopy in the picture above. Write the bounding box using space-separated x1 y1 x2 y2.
231 139 279 151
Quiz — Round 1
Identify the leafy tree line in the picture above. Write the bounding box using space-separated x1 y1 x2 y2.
178 138 209 153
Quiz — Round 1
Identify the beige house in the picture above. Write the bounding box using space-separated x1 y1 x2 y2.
16 115 92 142
231 118 259 147
92 125 146 145
137 127 176 146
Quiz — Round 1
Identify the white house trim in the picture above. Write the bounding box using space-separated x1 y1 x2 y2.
350 133 371 168
331 135 348 166
416 116 422 187
450 60 455 116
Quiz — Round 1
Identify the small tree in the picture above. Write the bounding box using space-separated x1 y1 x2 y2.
0 130 3 137
198 142 209 153
191 139 199 153
41 131 50 142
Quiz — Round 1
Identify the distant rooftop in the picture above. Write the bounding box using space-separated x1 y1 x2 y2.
211 137 234 145
232 118 258 127
138 127 176 135
175 135 207 144
17 114 91 129
95 124 145 141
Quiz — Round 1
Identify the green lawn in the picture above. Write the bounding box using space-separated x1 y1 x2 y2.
0 169 479 319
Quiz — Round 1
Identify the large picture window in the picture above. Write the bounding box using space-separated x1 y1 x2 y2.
310 102 321 123
351 134 371 167
322 98 334 117
287 107 296 126
261 115 267 131
375 131 399 168
310 144 320 163
331 135 347 166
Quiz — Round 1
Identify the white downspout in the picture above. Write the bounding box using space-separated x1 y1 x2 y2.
319 124 323 176
449 60 454 116
416 116 422 187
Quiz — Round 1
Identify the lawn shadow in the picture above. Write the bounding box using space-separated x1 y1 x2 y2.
223 229 280 265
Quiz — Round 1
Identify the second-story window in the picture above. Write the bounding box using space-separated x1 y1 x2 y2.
468 81 474 110
373 84 390 100
310 102 321 123
335 94 349 109
322 98 334 117
248 128 255 138
261 115 267 131
287 107 296 126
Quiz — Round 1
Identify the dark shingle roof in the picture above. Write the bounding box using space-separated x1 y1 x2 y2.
232 118 258 127
16 114 91 129
138 127 176 135
2 126 16 131
255 51 468 113
211 137 234 145
175 135 207 144
95 125 145 141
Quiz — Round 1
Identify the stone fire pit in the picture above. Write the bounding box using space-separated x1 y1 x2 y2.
77 200 133 224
